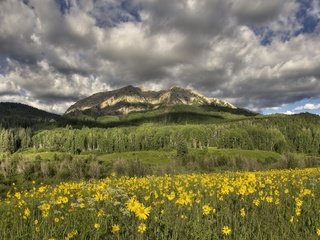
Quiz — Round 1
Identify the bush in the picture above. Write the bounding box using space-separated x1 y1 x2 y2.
112 159 152 177
176 139 188 158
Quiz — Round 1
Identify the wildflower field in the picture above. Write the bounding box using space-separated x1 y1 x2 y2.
1 168 320 240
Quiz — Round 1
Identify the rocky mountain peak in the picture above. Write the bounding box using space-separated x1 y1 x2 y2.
64 85 236 116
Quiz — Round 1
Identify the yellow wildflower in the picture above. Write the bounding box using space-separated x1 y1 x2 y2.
240 208 246 217
167 191 175 201
135 205 151 220
112 224 120 234
138 223 147 234
14 192 21 200
222 226 232 236
202 204 212 215
94 223 100 230
23 208 31 219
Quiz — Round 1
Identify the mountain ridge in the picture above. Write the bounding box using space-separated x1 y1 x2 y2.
0 102 62 128
65 85 237 116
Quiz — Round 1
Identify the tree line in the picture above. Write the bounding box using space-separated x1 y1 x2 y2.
0 114 319 155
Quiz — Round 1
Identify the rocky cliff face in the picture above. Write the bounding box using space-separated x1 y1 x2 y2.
64 85 236 116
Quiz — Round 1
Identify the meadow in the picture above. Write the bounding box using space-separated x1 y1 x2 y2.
1 168 320 239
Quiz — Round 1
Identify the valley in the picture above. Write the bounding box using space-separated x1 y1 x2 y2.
0 86 320 239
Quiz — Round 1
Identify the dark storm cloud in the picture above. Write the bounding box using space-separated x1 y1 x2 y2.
224 75 320 108
0 0 319 113
135 0 232 36
0 1 42 65
232 0 285 24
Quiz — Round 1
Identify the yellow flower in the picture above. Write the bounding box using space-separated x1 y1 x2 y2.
54 217 60 223
316 228 320 237
240 208 246 217
39 203 51 218
14 192 21 199
266 196 273 203
94 223 100 230
23 208 31 219
38 186 46 193
290 216 294 223
167 191 175 201
126 197 139 212
97 209 105 217
65 230 78 240
180 214 187 219
202 204 212 215
40 203 51 211
112 224 120 234
62 197 68 204
253 199 260 206
135 205 151 220
222 226 231 236
176 192 192 206
57 196 69 205
138 223 147 234
295 198 303 207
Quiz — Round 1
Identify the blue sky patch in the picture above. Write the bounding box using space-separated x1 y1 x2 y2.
263 98 320 115
252 0 319 45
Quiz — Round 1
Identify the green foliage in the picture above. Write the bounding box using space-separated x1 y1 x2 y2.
0 128 32 153
0 102 61 128
218 129 254 150
30 113 320 155
0 113 319 157
112 159 151 177
176 138 188 159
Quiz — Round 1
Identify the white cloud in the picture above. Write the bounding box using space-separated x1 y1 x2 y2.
283 110 295 115
295 103 320 111
0 79 20 95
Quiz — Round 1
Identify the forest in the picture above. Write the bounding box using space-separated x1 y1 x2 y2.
1 113 319 155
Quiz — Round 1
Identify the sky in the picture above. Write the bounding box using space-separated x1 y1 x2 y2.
0 0 320 115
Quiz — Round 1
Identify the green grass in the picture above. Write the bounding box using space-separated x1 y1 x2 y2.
97 150 174 166
19 151 61 161
204 147 282 161
15 147 283 167
14 149 175 166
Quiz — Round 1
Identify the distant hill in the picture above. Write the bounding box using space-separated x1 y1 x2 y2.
64 85 239 117
0 102 62 128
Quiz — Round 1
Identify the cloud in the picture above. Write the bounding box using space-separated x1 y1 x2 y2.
294 103 320 111
0 0 319 114
283 110 295 115
0 79 20 96
232 0 285 24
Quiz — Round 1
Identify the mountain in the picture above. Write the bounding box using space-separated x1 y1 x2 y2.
0 102 62 128
65 85 237 116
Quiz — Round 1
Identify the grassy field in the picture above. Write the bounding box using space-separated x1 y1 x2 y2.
16 147 282 165
1 168 320 239
191 147 282 160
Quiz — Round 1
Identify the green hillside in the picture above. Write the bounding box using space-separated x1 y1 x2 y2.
66 104 257 127
0 102 63 128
